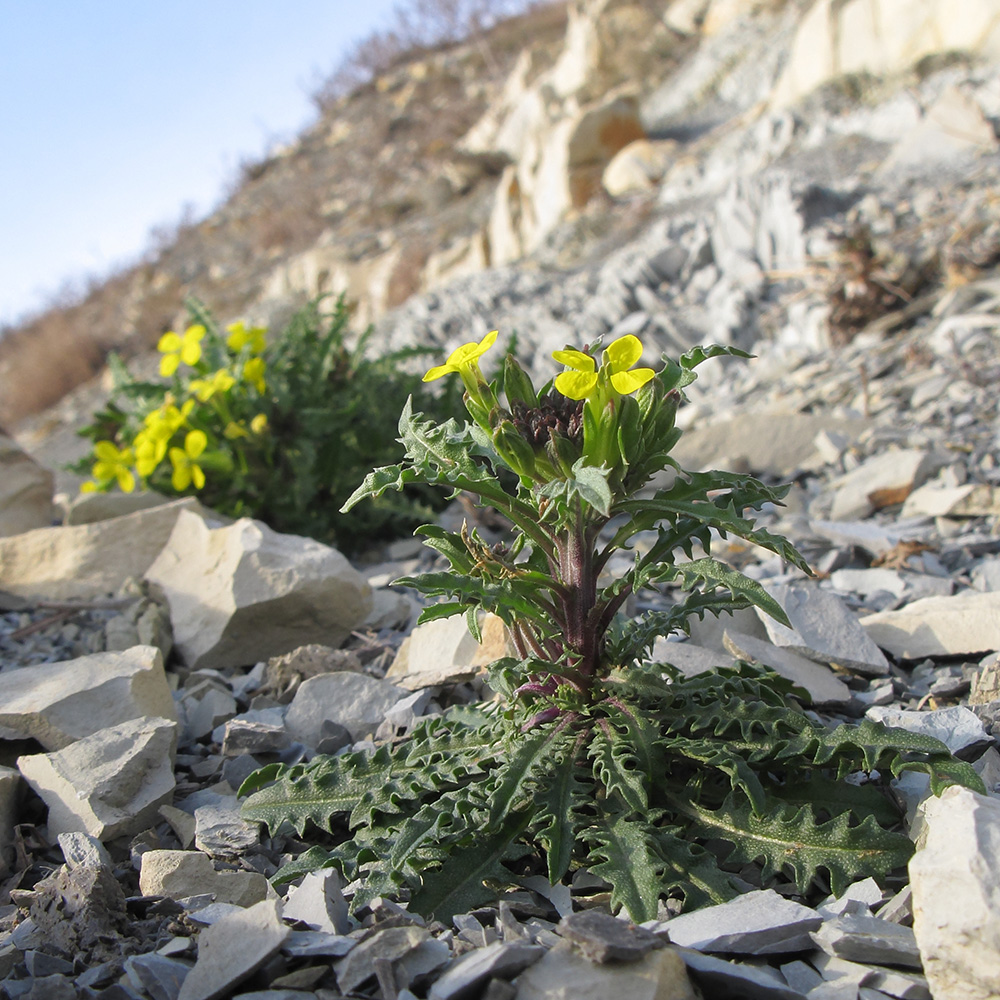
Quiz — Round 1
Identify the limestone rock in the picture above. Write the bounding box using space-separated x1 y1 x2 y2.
146 510 372 670
826 449 944 521
866 705 991 759
861 590 1000 658
0 497 204 600
910 785 1000 1000
0 434 53 536
723 630 853 705
388 612 507 684
603 138 673 197
0 645 176 750
176 898 288 1000
139 849 275 907
283 671 407 746
760 583 891 676
62 488 176 525
650 638 732 677
514 941 699 1000
771 0 1000 109
17 716 177 840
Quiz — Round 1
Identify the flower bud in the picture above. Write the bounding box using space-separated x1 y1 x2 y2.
503 354 538 410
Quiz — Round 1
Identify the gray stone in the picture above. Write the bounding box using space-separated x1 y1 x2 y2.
146 510 372 670
827 450 943 521
0 434 53 536
17 716 177 839
556 910 662 963
910 785 1000 1000
193 801 260 857
58 831 114 870
335 925 431 994
723 630 853 705
222 719 290 756
123 952 192 1000
427 941 544 1000
514 942 697 1000
284 671 407 746
866 705 992 759
811 913 922 969
810 519 934 558
176 899 288 1000
663 888 822 954
828 568 907 599
760 583 890 676
0 497 203 600
669 413 869 478
282 870 349 935
0 645 176 750
816 879 884 919
861 590 1000 659
281 929 355 958
675 947 802 999
649 638 731 676
139 850 274 907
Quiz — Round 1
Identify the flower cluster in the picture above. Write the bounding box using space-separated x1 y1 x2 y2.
81 320 270 496
423 330 671 496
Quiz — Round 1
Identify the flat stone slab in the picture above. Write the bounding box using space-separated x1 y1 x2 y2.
0 645 176 750
866 705 991 759
724 630 852 705
662 889 822 955
650 638 732 676
861 590 1000 658
811 913 922 969
760 583 890 676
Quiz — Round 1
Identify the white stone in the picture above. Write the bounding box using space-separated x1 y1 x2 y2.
0 645 176 750
176 899 288 1000
62 489 176 525
0 434 53 536
0 497 204 600
861 590 1000 658
146 510 372 670
603 139 674 197
866 705 991 758
723 630 853 705
282 870 350 936
514 942 699 1000
760 583 890 676
283 672 407 746
139 849 275 907
827 450 943 521
910 785 1000 1000
650 638 731 677
17 717 177 840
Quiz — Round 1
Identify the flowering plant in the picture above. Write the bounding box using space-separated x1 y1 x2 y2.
73 297 463 553
242 335 983 921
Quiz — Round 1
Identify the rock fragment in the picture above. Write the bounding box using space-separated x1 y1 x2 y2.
861 590 1000 658
662 889 822 955
17 716 177 839
910 785 1000 1000
556 910 662 963
139 850 275 907
0 433 53 536
0 645 176 750
810 913 922 969
146 510 372 670
760 584 890 677
866 705 992 759
176 899 288 1000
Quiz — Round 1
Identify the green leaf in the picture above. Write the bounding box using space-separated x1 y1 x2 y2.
407 810 532 922
533 732 591 883
584 808 667 921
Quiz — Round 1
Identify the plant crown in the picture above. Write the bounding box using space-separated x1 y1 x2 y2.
241 335 984 922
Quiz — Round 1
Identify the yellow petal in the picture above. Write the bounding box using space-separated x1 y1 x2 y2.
191 465 206 490
552 349 595 373
116 468 136 494
422 363 454 382
180 341 202 367
160 353 180 378
607 334 644 372
611 368 655 395
554 370 599 400
171 464 191 492
94 440 120 462
157 331 180 354
185 430 208 458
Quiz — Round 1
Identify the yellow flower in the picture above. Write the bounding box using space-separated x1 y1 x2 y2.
242 357 267 394
91 441 136 493
423 330 497 383
133 429 169 477
250 413 269 435
226 321 267 354
224 421 249 440
189 368 236 402
144 400 194 440
79 480 99 493
169 430 208 490
158 325 206 377
553 335 655 400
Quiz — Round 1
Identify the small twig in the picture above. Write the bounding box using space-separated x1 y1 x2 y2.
9 609 78 641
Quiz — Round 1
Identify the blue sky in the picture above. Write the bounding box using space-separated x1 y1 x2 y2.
0 1 402 326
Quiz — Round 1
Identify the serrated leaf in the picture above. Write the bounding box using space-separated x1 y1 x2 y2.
584 808 667 921
533 733 591 883
673 791 913 896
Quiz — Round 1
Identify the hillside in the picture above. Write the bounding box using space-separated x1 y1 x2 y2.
3 0 1000 447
